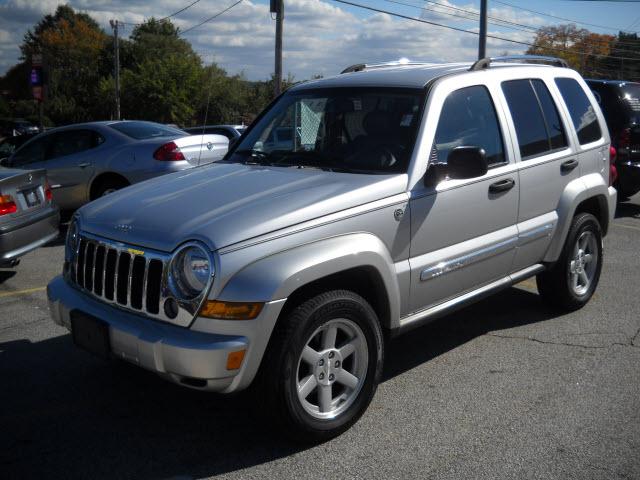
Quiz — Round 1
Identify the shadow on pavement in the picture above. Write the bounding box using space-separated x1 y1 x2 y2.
1 286 554 479
0 270 17 284
615 200 640 220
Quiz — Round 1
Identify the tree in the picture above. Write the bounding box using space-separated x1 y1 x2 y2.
601 33 640 81
526 24 614 78
18 5 109 124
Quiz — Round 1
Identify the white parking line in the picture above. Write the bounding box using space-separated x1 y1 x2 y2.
613 222 640 232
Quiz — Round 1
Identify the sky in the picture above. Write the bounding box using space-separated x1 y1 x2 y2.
0 0 638 81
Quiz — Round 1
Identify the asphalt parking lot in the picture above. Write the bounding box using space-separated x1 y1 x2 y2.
2 196 639 480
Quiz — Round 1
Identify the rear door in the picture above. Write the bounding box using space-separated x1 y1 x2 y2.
500 77 579 271
44 129 103 209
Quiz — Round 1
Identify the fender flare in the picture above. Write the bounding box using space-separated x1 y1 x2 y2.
217 233 401 328
544 173 613 263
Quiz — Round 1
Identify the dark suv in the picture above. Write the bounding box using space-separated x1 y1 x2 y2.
587 80 640 198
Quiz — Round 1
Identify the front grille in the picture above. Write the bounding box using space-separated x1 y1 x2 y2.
69 234 169 320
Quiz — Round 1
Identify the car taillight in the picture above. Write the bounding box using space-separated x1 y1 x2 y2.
0 194 17 216
609 145 618 186
44 180 53 202
153 142 185 161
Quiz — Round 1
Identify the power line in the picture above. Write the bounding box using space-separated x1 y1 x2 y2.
386 0 640 54
180 0 244 35
493 0 639 33
118 0 203 26
330 0 640 62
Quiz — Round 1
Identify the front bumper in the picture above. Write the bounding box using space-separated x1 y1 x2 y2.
47 275 285 392
0 207 59 262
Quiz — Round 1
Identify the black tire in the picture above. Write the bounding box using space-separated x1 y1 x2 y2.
254 290 384 443
536 213 603 311
91 177 129 199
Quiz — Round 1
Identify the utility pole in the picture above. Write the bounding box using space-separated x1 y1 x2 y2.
272 0 284 97
109 19 121 120
478 0 487 60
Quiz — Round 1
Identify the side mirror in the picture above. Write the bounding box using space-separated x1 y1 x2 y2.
447 146 488 179
228 136 239 149
424 146 488 186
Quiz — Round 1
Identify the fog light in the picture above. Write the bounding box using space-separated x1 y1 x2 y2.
199 301 263 320
164 298 179 319
226 350 246 370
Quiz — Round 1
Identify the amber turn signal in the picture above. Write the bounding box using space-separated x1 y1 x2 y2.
199 300 263 320
226 350 246 370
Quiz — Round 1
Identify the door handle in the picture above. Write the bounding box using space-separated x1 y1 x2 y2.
561 159 579 172
77 162 91 168
489 178 515 193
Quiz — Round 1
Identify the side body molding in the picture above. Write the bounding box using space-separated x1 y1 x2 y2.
217 233 402 328
544 173 615 263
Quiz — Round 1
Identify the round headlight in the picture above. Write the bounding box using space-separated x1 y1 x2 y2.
170 244 213 300
65 218 79 260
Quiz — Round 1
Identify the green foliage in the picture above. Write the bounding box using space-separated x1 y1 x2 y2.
1 5 305 127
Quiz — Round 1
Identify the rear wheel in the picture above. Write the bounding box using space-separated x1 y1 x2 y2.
537 213 603 311
91 177 129 199
256 290 383 442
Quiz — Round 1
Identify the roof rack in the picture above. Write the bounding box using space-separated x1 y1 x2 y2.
340 59 434 74
469 55 569 71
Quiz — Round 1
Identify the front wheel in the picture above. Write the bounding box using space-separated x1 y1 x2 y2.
537 213 603 311
256 290 384 442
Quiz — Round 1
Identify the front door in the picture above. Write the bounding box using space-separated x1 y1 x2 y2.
408 84 519 313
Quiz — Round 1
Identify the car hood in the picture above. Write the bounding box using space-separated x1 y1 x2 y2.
79 162 407 252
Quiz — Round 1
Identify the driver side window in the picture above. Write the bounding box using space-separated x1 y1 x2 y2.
432 85 505 167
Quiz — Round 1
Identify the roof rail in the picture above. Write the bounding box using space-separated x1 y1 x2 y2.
469 55 570 71
340 59 433 74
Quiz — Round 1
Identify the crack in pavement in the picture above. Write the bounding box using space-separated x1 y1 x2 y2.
486 332 640 350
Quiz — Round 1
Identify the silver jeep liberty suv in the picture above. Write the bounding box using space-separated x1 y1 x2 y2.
48 55 616 441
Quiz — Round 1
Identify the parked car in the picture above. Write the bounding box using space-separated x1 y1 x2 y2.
586 79 640 198
0 133 40 164
1 167 59 267
48 56 615 441
183 124 246 141
0 118 40 137
5 120 229 211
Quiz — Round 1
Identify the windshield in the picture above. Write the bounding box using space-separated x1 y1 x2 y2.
227 88 424 173
109 121 185 140
621 84 640 123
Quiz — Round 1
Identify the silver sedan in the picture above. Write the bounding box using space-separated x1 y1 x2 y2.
5 121 228 210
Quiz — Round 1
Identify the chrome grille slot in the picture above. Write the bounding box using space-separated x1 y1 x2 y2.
69 234 169 322
146 259 163 314
104 249 117 300
116 253 130 305
130 256 146 310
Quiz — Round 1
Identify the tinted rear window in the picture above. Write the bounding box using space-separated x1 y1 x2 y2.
531 80 568 150
110 121 184 140
502 80 551 159
555 78 602 145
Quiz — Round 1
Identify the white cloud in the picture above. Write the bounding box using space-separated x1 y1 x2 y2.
0 0 543 80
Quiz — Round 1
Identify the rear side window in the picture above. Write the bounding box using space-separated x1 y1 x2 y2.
555 78 601 145
432 85 505 166
531 80 567 150
49 130 104 159
502 80 553 159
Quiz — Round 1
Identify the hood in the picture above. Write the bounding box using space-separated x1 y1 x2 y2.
79 162 407 252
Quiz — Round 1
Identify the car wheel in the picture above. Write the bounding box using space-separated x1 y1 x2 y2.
92 178 129 199
536 213 603 311
256 290 384 442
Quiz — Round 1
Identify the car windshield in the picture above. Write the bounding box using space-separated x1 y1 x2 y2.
227 88 424 174
109 121 184 140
